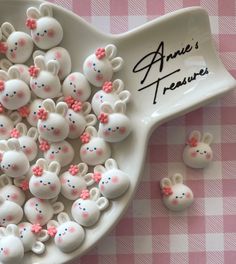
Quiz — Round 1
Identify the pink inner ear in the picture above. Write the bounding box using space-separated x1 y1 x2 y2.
19 38 26 47
68 226 75 233
191 151 197 157
119 127 126 134
47 29 55 38
112 176 119 183
96 149 103 156
69 75 76 81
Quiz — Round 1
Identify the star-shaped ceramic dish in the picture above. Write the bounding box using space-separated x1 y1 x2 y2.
0 0 235 263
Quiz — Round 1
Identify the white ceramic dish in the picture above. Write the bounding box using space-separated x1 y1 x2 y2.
0 1 236 263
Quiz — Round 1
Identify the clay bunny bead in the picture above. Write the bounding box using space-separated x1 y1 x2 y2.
0 22 33 63
92 79 130 115
26 98 43 127
26 3 63 49
183 130 213 169
160 173 194 212
24 197 64 226
0 174 25 206
0 138 30 179
29 159 61 200
83 44 123 87
0 67 31 110
94 159 130 199
37 99 69 142
60 163 94 200
98 101 131 143
47 212 85 253
0 224 24 264
0 196 23 226
18 222 49 255
80 126 111 166
71 187 109 227
0 111 21 140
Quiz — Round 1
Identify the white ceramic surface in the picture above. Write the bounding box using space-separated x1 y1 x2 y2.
0 1 235 263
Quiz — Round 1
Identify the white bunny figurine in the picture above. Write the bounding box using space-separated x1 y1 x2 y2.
18 222 49 255
0 22 33 63
94 159 130 199
160 173 194 212
0 111 21 140
29 55 61 99
60 163 94 200
83 44 123 87
47 212 85 253
71 187 109 227
26 98 43 127
0 224 24 264
26 3 63 49
98 101 131 143
0 138 30 179
0 67 31 110
183 130 213 169
92 79 130 115
80 126 111 166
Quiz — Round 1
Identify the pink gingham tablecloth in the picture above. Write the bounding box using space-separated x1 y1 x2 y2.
48 1 236 263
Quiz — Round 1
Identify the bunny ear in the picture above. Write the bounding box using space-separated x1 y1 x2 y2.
55 102 68 117
36 158 48 170
111 57 123 72
47 60 60 76
37 229 49 242
15 122 27 136
34 55 46 71
1 22 15 38
90 187 100 201
39 3 53 17
48 161 61 175
57 212 70 224
27 7 41 19
77 163 88 176
85 126 97 137
202 133 213 145
42 98 55 113
33 50 45 59
6 224 19 237
119 90 131 104
47 220 59 229
105 159 118 170
188 130 201 142
85 114 97 127
0 140 7 152
105 44 117 60
171 173 183 185
31 241 45 255
0 227 6 238
112 79 124 94
94 165 106 174
84 173 95 186
0 59 12 71
100 102 113 114
52 202 64 215
7 138 21 151
9 111 22 125
8 66 21 80
0 70 9 81
27 127 38 141
81 102 91 115
114 100 126 114
96 197 109 211
160 177 172 188
0 174 12 188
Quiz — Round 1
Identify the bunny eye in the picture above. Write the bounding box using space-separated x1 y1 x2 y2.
67 180 70 182
83 208 86 211
175 196 178 198
72 121 75 124
73 89 76 92
52 151 54 154
0 124 3 127
108 128 111 131
13 91 16 94
65 228 68 231
204 151 207 153
182 193 185 195
44 30 47 33
98 70 101 73
94 147 97 150
33 111 36 115
70 82 72 85
93 63 95 66
34 82 37 85
196 150 199 152
37 32 40 36
42 84 45 87
51 127 54 130
86 147 89 150
40 180 43 183
15 42 18 45
108 177 111 180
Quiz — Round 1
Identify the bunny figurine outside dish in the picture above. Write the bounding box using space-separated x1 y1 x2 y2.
0 111 21 140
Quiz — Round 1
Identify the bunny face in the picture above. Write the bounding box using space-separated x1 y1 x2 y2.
24 197 64 226
19 222 48 254
183 131 213 169
0 225 24 264
1 22 33 63
43 140 74 167
62 72 91 102
60 163 94 200
1 139 30 178
95 159 130 199
0 112 22 140
26 99 43 127
0 198 23 226
29 159 61 200
160 174 194 212
83 44 123 87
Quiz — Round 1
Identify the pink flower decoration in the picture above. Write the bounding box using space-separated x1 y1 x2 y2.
102 82 113 93
71 100 82 112
69 165 79 176
20 180 29 191
28 65 40 78
31 223 42 234
0 42 7 54
161 186 173 196
80 132 90 144
10 128 20 138
39 139 50 152
64 96 75 108
32 166 43 177
187 137 198 147
92 172 102 183
98 112 109 124
18 105 30 117
47 226 57 237
37 108 48 120
80 189 90 200
0 80 5 92
26 18 37 30
0 103 5 113
95 47 106 59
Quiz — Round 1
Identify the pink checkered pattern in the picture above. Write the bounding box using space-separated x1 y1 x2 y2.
47 0 236 263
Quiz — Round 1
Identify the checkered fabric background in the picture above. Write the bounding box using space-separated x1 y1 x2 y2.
47 1 236 263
